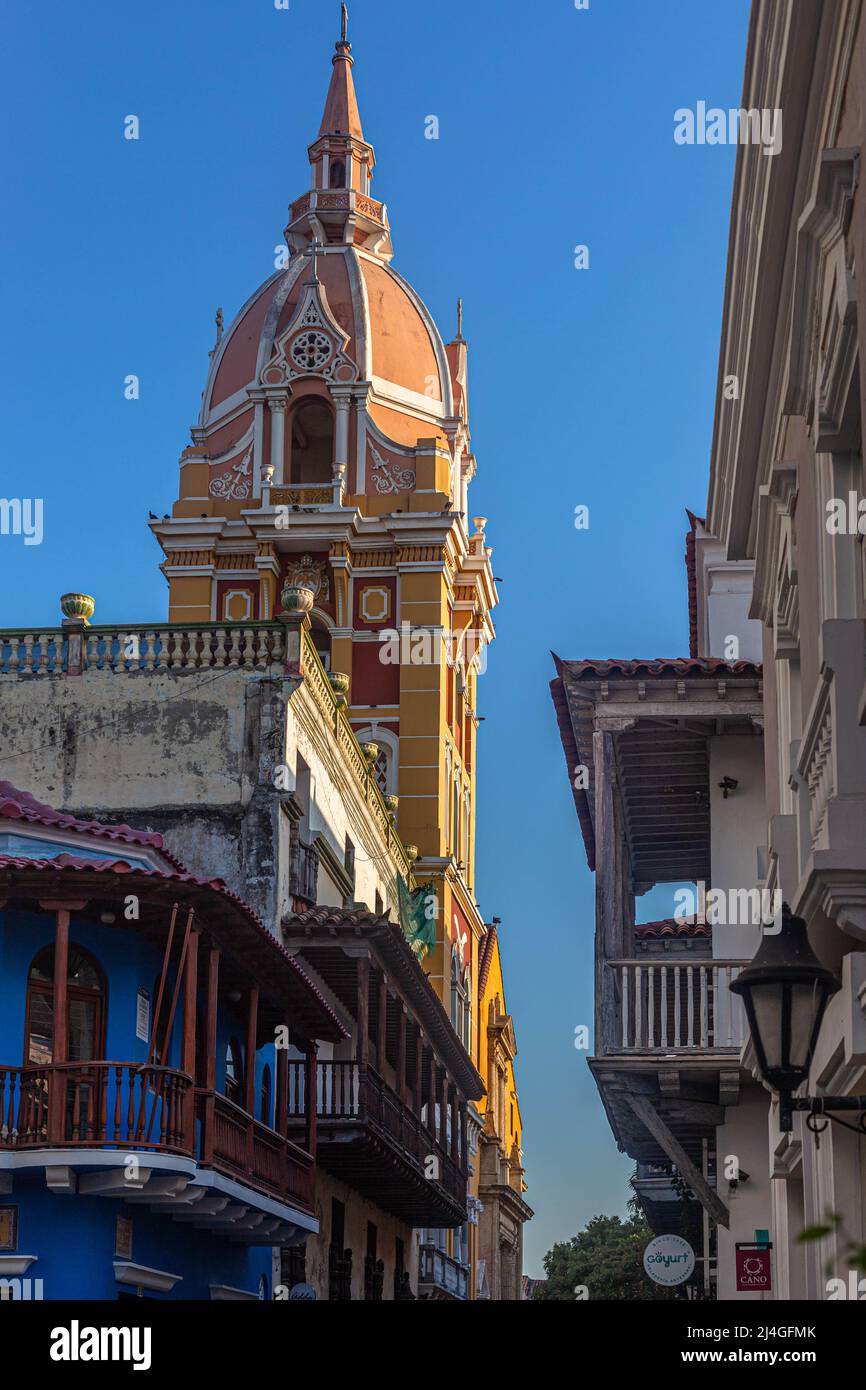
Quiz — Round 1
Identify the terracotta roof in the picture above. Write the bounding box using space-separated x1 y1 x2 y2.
284 905 485 1100
635 916 710 940
0 792 348 1043
549 670 597 870
553 657 761 679
0 782 183 868
685 511 705 659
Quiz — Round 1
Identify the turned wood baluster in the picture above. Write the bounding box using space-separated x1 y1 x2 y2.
127 1070 136 1141
114 1066 122 1144
71 1077 82 1144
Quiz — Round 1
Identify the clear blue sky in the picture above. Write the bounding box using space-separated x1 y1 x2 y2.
1 0 750 1276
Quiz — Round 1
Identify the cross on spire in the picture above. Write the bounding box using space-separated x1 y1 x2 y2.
341 3 348 43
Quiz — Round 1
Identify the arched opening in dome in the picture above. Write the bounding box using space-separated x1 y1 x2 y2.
329 159 346 189
289 399 334 485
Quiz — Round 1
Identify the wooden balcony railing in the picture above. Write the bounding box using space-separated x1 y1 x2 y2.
200 1090 314 1210
607 960 749 1052
0 1062 193 1153
287 1060 466 1205
0 1063 314 1211
418 1245 469 1299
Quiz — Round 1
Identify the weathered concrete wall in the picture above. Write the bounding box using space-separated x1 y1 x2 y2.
302 1169 419 1301
0 667 285 924
0 662 403 929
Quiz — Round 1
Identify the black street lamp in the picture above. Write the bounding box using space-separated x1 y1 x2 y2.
730 904 866 1132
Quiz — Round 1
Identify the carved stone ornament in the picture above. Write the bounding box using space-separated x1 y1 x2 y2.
284 552 330 604
262 278 358 387
209 448 253 500
370 443 416 494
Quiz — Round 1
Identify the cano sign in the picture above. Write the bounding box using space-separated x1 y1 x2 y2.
736 1247 772 1292
643 1234 695 1286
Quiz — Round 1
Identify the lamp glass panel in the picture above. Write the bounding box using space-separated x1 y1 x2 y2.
788 982 824 1073
746 981 785 1071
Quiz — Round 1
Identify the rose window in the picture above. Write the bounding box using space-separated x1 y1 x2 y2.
291 330 332 372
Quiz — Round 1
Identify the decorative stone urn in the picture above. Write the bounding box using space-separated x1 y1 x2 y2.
60 593 95 626
328 671 350 703
280 582 315 615
384 794 399 816
361 742 379 766
404 845 419 863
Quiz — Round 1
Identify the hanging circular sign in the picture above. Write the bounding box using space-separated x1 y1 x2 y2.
643 1234 695 1286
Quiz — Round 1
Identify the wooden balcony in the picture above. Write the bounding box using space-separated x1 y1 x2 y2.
288 826 319 908
605 960 749 1054
0 1062 313 1212
287 1060 468 1226
0 1062 194 1154
418 1244 469 1300
200 1091 315 1211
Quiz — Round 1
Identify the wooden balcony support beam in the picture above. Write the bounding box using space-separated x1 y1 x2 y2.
623 1088 730 1229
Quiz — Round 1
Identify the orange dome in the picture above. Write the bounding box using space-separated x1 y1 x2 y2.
203 246 453 445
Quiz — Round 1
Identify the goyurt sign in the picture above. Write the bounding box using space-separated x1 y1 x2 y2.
643 1234 696 1286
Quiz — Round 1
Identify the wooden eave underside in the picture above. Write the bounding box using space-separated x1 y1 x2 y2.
289 1122 467 1227
589 1057 742 1166
562 675 763 885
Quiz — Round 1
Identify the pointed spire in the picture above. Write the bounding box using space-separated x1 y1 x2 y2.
319 4 364 140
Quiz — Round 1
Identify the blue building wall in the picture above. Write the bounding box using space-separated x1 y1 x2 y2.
10 1173 271 1300
0 904 287 1299
0 908 276 1110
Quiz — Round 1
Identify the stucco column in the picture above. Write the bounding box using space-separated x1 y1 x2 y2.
269 397 287 485
333 394 351 470
332 393 351 503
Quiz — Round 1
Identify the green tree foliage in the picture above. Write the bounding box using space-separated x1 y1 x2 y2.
536 1202 672 1301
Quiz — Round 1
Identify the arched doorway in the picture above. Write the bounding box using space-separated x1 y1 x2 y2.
289 399 334 485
